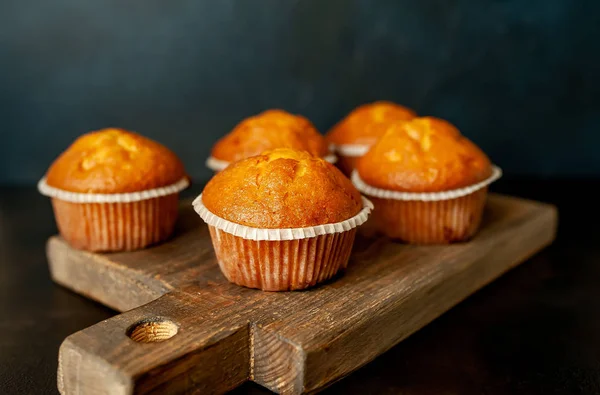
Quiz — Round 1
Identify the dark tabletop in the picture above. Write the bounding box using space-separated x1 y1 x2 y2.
1 179 599 395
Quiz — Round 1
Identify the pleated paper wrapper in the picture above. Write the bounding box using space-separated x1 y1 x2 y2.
205 153 338 172
192 195 373 291
37 177 189 252
330 143 371 176
351 166 502 244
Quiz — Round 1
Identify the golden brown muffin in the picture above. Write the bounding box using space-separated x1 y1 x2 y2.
203 148 362 228
353 117 497 244
210 109 330 165
39 128 189 252
357 117 492 193
326 101 417 146
194 148 372 291
46 128 186 193
325 101 416 176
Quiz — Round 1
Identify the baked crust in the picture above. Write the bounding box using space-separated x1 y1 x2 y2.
356 117 492 192
46 128 187 193
326 101 416 146
202 148 362 228
211 109 329 162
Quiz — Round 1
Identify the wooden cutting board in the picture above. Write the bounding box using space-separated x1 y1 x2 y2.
48 193 557 395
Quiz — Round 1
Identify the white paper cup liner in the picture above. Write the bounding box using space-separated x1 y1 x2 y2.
37 177 190 203
331 143 371 157
351 166 502 202
323 153 338 164
192 195 373 241
205 156 232 172
206 153 338 172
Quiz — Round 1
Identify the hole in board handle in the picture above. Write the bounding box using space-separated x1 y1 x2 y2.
127 317 178 343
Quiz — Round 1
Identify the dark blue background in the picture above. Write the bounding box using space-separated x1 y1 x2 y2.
1 0 598 184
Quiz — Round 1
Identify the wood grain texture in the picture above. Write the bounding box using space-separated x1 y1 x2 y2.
48 194 557 394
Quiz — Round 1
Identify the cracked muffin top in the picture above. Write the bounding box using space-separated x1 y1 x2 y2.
210 109 330 163
356 117 492 192
202 148 362 228
326 101 417 146
46 128 187 193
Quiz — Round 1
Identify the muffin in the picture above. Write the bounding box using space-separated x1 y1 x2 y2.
326 101 417 175
193 148 373 291
206 109 336 171
352 117 501 244
38 128 189 251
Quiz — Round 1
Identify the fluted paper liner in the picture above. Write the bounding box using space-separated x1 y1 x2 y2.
330 143 371 157
351 166 502 244
206 153 338 172
38 177 188 251
193 195 373 290
37 177 189 203
329 143 371 176
351 166 502 201
192 195 373 241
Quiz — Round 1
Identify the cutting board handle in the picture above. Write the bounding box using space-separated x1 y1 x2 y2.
57 291 250 395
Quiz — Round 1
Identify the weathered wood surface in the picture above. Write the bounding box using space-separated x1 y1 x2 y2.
48 194 558 394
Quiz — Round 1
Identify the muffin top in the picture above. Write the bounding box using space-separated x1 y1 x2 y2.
211 109 330 163
356 117 492 192
46 128 187 193
202 148 362 228
326 101 417 146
